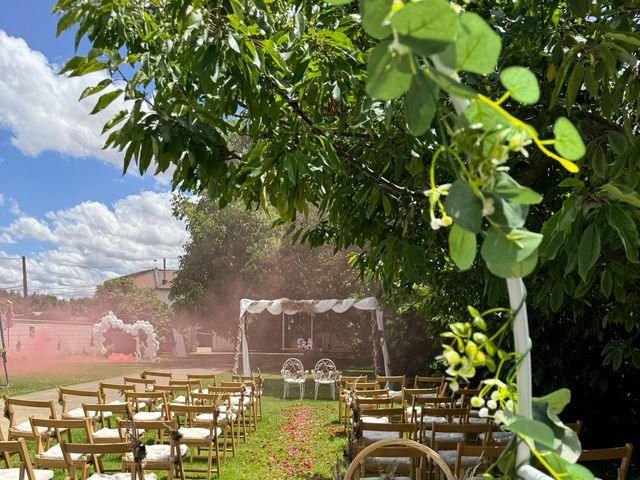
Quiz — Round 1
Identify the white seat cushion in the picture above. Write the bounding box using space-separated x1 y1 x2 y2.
178 427 223 440
88 473 157 480
92 428 144 439
430 432 465 443
133 411 163 421
439 449 482 466
39 445 84 461
480 431 512 444
230 396 251 406
63 408 94 419
419 416 448 426
284 378 305 384
362 430 400 444
195 412 236 425
0 468 54 480
12 422 49 435
126 444 188 462
388 390 403 399
360 416 389 424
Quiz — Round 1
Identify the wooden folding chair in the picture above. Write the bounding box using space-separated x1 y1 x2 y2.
345 438 455 480
83 403 139 444
4 396 59 449
187 373 218 393
205 386 248 445
118 418 186 480
0 432 54 480
338 375 369 427
402 388 451 424
376 375 406 403
429 422 493 473
123 377 156 395
222 382 256 434
191 392 236 459
578 443 633 480
169 380 200 404
99 383 136 405
61 441 138 480
169 403 222 479
359 405 406 426
125 391 168 422
30 417 98 472
359 422 418 447
58 388 107 427
232 373 264 421
454 444 505 479
419 406 470 445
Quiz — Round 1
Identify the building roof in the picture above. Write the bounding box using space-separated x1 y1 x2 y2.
120 268 177 290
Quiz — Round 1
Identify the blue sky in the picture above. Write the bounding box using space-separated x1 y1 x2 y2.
0 2 187 296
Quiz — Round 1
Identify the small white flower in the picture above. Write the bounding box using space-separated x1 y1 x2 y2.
470 396 485 408
505 400 514 412
482 197 495 216
491 390 500 401
430 217 442 230
478 407 489 418
449 379 459 392
494 409 505 424
487 399 498 410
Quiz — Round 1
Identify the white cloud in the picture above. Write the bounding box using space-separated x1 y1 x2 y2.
0 31 169 182
0 191 188 298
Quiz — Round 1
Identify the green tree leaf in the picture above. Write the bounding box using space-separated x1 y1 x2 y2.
607 205 639 263
389 0 458 42
481 226 542 278
577 224 601 282
500 66 540 105
79 78 113 100
600 270 613 298
360 0 393 39
503 416 557 448
444 180 483 234
534 388 571 414
553 117 586 160
366 41 413 100
90 89 122 115
491 174 543 205
600 183 640 208
454 12 501 75
405 72 438 135
325 0 353 4
448 224 477 271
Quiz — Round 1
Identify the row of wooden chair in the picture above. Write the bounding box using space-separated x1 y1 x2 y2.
2 370 265 480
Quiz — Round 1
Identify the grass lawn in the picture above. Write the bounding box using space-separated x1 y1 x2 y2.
6 360 347 479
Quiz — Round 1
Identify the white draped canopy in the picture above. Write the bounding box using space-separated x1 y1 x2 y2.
236 297 391 376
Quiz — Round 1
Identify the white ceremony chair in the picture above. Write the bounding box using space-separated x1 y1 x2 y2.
311 358 338 400
281 358 306 400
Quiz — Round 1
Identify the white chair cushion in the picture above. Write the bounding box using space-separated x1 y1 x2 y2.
468 416 490 424
63 408 95 419
195 412 237 425
284 378 305 384
362 430 401 444
12 422 49 435
178 427 222 440
389 390 403 399
88 473 157 480
126 444 188 462
39 445 84 460
92 428 144 439
0 468 54 480
230 396 251 406
133 411 163 421
431 432 465 443
480 431 513 444
419 416 448 426
439 450 482 466
360 416 389 424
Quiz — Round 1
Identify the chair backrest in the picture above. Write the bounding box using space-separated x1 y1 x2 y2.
140 370 172 380
430 422 492 450
345 438 455 480
83 402 130 425
124 376 156 390
169 403 219 430
359 406 405 423
98 383 136 403
454 444 505 479
281 358 305 379
4 396 57 428
58 387 103 412
354 388 389 399
376 375 406 390
170 379 201 391
414 375 445 389
155 385 189 404
353 383 384 393
61 442 135 480
312 358 337 382
579 443 633 480
125 391 168 418
191 392 231 410
0 437 38 480
187 372 218 388
30 417 92 451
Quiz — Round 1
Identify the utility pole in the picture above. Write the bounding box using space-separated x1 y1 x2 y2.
163 258 167 284
21 256 28 318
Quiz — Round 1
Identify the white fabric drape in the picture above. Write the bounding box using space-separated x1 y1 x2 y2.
238 297 391 376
